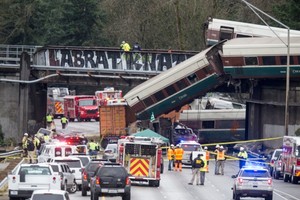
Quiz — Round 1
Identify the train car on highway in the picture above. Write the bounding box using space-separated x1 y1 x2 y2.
124 42 225 120
221 37 300 79
179 109 246 144
204 17 300 46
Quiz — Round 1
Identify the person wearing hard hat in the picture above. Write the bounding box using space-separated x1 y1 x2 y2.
238 147 248 169
214 144 220 174
204 146 210 173
22 133 29 157
167 144 175 171
216 146 226 175
174 144 184 172
120 41 131 52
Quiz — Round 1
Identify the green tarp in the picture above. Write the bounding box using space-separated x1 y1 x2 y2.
132 129 169 144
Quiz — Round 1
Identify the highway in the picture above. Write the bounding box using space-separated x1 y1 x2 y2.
1 121 300 200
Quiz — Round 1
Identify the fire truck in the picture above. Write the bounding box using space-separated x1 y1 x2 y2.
117 136 164 187
282 136 300 184
95 87 126 106
63 95 99 122
47 87 69 118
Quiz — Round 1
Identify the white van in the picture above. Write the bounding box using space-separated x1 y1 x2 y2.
37 144 77 163
178 141 203 165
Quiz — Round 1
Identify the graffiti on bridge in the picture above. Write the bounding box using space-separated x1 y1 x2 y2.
37 49 195 72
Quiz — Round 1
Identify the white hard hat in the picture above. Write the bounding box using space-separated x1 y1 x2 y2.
170 144 174 147
176 144 180 147
24 133 28 136
216 144 220 148
240 147 244 151
122 41 125 44
204 146 208 150
220 146 224 149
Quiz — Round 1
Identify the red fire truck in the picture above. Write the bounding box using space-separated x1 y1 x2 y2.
63 95 99 122
95 87 126 106
117 136 164 187
282 136 300 184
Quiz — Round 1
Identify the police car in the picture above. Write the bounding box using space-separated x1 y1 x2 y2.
231 166 273 200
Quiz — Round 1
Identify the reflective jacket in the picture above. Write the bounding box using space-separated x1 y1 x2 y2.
46 115 53 122
89 142 98 151
61 117 68 124
216 150 225 160
167 148 175 160
174 148 184 160
200 159 208 172
238 151 248 159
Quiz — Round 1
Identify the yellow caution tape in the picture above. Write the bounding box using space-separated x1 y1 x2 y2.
201 136 283 147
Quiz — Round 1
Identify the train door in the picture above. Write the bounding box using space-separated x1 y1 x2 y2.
219 26 234 41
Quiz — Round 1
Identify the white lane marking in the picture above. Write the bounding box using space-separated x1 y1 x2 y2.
274 189 300 200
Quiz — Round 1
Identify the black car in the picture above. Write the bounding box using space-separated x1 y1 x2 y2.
81 159 109 196
90 163 131 200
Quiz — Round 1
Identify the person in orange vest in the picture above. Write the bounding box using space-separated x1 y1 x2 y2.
167 144 175 171
174 144 184 172
216 145 226 175
204 146 210 173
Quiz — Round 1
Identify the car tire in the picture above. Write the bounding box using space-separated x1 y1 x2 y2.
122 192 131 200
63 181 67 191
283 174 289 182
82 186 87 196
265 194 273 200
92 192 99 200
291 175 298 184
234 194 240 200
68 182 77 194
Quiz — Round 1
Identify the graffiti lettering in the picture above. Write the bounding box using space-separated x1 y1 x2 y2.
41 49 196 72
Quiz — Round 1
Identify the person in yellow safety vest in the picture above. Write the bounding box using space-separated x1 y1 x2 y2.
174 144 184 172
43 133 50 143
61 115 68 129
167 144 175 171
46 113 53 129
204 146 210 172
199 154 208 185
238 147 248 169
88 139 99 157
22 133 29 157
120 41 131 52
216 146 226 175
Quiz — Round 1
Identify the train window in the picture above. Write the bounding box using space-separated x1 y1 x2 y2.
262 56 276 65
165 85 177 96
202 121 215 129
176 78 188 90
154 91 165 102
187 73 198 84
280 56 294 65
236 34 251 38
143 96 154 107
220 26 234 41
245 57 258 65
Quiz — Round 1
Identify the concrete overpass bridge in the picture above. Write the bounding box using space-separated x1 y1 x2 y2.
0 44 198 142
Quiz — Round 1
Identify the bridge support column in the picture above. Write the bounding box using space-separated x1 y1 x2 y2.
18 52 31 136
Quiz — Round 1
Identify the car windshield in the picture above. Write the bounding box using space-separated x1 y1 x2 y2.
87 163 102 172
241 169 269 178
19 166 51 175
78 157 89 166
55 160 81 168
181 144 201 151
99 167 126 177
32 194 65 200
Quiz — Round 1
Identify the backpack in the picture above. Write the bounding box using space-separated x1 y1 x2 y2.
27 140 35 151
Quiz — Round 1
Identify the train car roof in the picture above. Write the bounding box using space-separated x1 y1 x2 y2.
222 37 300 56
209 18 300 37
123 46 214 105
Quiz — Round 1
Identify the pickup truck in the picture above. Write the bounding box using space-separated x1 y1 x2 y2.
8 163 61 200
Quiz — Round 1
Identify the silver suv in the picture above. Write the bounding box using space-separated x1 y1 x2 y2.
231 167 273 200
49 163 77 193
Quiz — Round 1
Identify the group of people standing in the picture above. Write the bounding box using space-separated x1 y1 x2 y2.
120 41 141 52
167 144 184 172
22 132 45 164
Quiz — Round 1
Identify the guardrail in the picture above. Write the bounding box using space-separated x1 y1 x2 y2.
0 150 24 192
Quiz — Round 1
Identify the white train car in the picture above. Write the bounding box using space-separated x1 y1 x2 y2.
179 109 246 144
124 42 225 120
204 18 300 46
221 37 300 79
